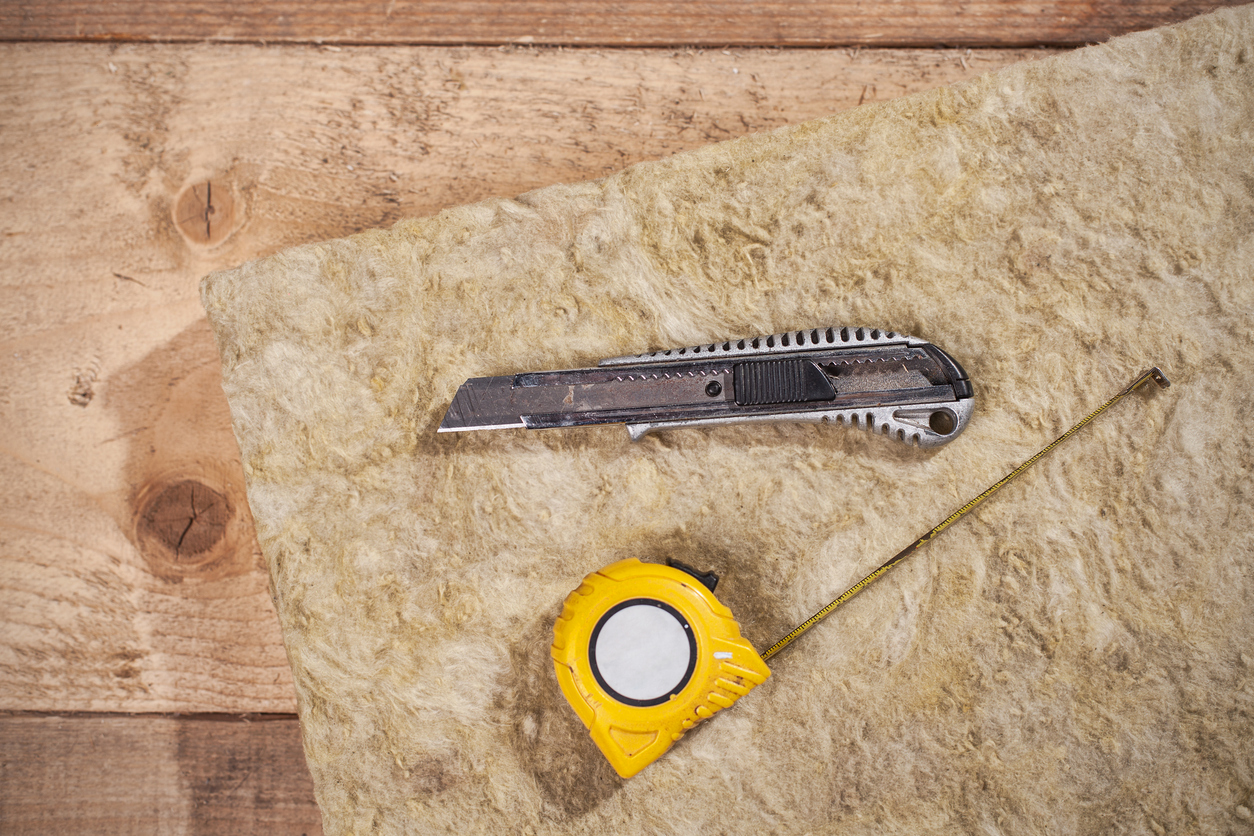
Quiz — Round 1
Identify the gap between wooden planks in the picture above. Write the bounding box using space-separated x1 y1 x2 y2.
0 43 1051 714
0 0 1244 47
0 713 322 836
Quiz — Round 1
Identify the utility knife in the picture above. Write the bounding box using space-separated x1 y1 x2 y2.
439 326 973 447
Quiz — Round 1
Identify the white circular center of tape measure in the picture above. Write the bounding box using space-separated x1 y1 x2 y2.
593 604 692 702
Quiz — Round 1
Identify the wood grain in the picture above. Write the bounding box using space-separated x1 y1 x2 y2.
0 713 321 835
0 43 1045 713
0 0 1244 47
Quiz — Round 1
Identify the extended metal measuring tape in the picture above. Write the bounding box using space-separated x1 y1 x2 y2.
550 367 1171 778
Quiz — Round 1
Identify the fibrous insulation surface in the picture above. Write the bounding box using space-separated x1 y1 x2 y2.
202 8 1254 834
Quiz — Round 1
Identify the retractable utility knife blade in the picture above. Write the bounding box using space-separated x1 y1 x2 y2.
439 326 973 447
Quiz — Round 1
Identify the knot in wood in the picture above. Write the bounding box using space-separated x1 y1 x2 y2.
135 479 233 576
174 180 236 246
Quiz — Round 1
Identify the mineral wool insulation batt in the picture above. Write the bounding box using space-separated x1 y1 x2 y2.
202 7 1254 835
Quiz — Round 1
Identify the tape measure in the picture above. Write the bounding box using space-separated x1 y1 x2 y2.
551 558 770 778
551 367 1169 778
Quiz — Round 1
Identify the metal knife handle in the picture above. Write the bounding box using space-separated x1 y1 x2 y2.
439 325 974 447
623 397 974 446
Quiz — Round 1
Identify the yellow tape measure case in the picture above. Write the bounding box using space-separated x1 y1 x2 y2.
551 558 771 778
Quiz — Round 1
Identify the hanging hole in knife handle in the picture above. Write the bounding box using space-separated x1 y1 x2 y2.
929 410 957 435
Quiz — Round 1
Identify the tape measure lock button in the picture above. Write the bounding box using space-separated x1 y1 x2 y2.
552 558 770 778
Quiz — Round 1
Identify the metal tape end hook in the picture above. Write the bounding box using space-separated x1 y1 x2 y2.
1124 366 1171 396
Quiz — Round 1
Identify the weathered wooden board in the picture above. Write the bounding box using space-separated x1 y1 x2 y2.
0 0 1243 47
0 43 1045 713
0 713 321 835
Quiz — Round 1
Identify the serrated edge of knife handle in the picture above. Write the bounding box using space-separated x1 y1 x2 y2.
598 326 921 368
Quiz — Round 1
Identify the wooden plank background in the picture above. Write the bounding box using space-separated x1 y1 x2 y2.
1 0 1245 46
0 713 321 834
0 2 1235 832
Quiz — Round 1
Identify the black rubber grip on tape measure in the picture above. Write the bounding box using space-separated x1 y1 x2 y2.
733 359 836 406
